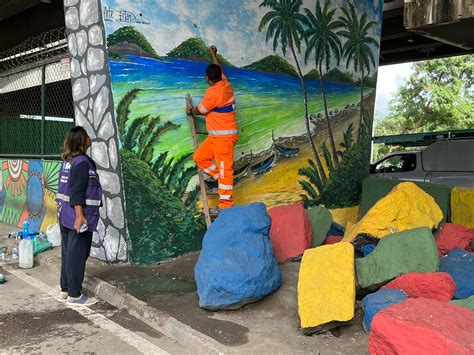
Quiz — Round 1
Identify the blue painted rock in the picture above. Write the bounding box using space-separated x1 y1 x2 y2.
195 203 282 310
327 222 345 237
440 249 474 299
363 289 407 333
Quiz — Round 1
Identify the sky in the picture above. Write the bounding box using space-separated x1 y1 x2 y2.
102 0 383 76
374 62 414 120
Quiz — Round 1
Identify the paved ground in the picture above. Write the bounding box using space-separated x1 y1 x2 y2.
94 253 369 354
0 263 186 354
0 222 368 354
0 223 185 354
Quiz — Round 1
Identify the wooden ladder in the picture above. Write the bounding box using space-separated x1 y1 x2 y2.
186 94 212 228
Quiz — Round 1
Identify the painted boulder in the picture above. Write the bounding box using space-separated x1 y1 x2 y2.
306 206 333 247
343 182 443 242
327 221 345 237
450 295 474 311
369 298 474 355
268 203 312 262
362 289 408 333
298 242 355 334
440 249 474 299
324 236 343 245
436 223 474 256
355 227 439 290
382 272 456 301
195 203 281 310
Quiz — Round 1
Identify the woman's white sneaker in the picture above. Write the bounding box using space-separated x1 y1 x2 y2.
57 291 68 302
66 294 98 307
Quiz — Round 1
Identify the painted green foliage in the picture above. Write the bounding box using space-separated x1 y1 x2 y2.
116 91 205 265
121 151 205 265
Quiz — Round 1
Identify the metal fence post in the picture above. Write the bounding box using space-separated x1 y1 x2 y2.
40 64 46 160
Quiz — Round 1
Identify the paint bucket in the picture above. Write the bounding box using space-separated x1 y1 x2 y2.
46 224 61 247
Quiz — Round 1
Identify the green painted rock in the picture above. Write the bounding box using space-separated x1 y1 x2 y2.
306 206 333 247
356 227 439 290
450 296 474 311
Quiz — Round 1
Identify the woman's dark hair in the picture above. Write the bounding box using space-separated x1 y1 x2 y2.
61 126 90 162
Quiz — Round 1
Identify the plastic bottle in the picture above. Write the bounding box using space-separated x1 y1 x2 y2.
46 224 61 247
23 220 29 239
12 247 19 260
19 238 34 269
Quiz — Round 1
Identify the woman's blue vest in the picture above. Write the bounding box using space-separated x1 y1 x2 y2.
55 155 103 232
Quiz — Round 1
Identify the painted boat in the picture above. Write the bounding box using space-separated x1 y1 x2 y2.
272 131 300 158
250 153 275 175
274 144 299 158
234 151 253 181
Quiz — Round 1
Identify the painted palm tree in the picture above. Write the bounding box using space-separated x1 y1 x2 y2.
259 0 326 182
303 0 341 165
336 1 379 140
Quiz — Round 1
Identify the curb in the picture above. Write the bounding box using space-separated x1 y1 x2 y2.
34 251 226 354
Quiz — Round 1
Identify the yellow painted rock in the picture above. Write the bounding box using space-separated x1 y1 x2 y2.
451 187 474 228
329 206 359 227
298 242 355 333
342 182 443 242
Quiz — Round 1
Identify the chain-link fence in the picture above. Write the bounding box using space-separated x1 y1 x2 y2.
0 27 74 159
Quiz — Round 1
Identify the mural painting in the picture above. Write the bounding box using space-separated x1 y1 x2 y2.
0 159 61 232
102 0 383 265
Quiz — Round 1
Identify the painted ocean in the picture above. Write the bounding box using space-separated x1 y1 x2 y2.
109 56 361 160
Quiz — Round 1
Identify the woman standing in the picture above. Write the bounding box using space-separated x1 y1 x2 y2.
55 126 102 306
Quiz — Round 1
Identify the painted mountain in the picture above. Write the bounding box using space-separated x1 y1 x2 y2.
166 37 233 66
107 26 160 60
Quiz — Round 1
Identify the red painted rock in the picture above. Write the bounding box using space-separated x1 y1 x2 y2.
382 272 456 301
268 203 312 262
324 236 343 245
437 223 474 256
369 298 474 355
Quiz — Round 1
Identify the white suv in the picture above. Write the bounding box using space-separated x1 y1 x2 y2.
370 139 474 188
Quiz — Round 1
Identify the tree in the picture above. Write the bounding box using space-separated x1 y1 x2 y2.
337 1 379 140
303 0 341 165
259 0 327 182
376 55 474 137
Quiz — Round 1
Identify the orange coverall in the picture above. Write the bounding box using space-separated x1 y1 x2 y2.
194 74 238 209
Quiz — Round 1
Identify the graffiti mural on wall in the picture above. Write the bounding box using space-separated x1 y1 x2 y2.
0 159 61 231
102 0 383 265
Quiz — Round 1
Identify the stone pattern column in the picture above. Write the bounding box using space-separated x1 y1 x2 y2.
63 0 127 261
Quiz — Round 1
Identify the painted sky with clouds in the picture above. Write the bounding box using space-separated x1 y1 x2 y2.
102 0 382 76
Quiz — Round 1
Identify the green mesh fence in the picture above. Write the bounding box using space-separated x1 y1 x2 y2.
0 27 74 159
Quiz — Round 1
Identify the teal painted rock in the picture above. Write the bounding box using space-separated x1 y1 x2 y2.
306 206 333 247
356 227 439 290
450 295 474 311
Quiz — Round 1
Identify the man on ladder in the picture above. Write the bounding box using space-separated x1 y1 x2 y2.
186 46 238 216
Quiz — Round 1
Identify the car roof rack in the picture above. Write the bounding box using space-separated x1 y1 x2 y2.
372 129 474 147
